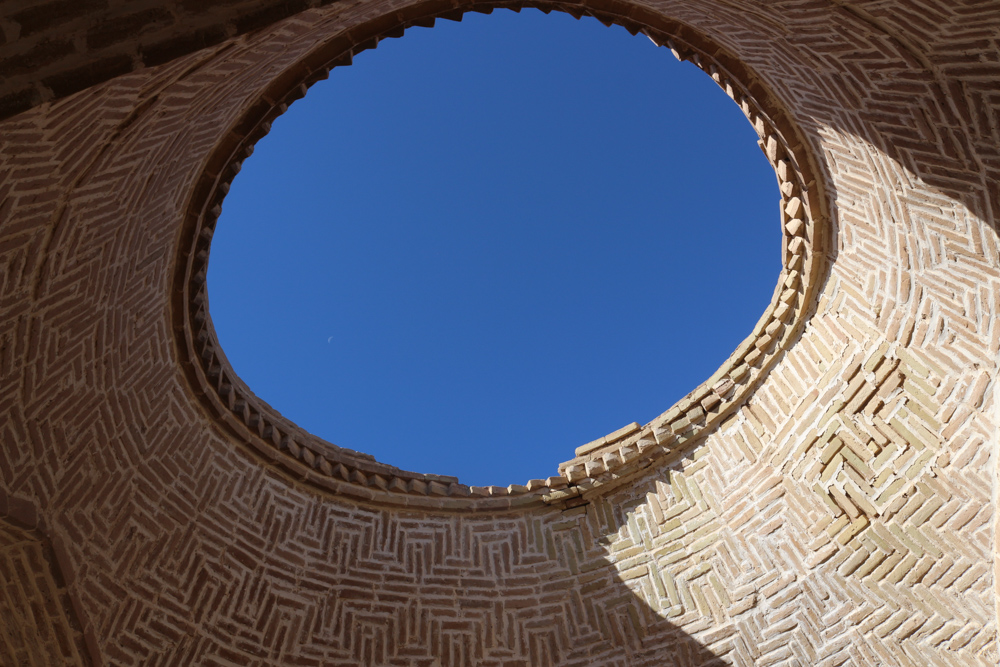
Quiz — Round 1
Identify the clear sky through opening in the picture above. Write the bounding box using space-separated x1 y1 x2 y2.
208 9 781 487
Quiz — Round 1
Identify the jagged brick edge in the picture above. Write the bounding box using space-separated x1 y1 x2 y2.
172 0 828 512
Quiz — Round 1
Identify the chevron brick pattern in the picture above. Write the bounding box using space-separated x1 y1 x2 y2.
0 518 89 666
0 0 998 665
173 0 822 509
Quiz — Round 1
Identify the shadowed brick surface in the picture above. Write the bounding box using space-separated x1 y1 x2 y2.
0 506 90 666
0 0 998 665
0 0 346 119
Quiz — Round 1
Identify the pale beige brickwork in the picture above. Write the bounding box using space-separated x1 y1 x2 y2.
0 0 997 665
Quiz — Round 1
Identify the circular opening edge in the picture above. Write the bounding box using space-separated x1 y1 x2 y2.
172 0 829 512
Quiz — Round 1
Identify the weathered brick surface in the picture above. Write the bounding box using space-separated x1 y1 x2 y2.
0 0 997 665
0 0 346 120
0 510 90 666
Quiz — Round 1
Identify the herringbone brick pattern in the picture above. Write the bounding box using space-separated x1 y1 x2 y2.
170 0 822 509
0 0 997 665
0 518 89 666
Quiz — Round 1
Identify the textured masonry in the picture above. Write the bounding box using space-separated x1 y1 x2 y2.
0 0 998 665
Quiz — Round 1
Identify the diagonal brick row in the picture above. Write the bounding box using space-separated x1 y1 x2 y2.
0 0 998 665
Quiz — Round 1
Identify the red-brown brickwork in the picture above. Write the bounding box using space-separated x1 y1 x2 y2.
0 500 91 666
0 0 356 120
0 0 998 665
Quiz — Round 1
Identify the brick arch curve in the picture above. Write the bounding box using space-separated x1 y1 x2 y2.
176 0 828 508
0 1 997 665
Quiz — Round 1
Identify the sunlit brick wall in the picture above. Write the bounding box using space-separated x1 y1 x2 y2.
0 1 997 665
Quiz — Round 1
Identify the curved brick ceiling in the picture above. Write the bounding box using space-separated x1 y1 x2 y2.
0 1 998 665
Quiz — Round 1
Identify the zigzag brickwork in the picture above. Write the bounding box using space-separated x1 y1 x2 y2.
0 1 998 665
0 497 91 666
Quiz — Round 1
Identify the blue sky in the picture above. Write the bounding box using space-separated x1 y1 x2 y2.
208 9 779 487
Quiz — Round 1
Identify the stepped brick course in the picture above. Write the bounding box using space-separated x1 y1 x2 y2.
0 0 998 665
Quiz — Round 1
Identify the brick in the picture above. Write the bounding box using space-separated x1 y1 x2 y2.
1 38 76 76
85 8 175 50
232 1 311 34
0 2 998 665
11 0 109 38
42 53 132 97
0 87 39 119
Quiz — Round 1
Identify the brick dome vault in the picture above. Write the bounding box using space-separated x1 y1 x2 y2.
0 1 998 665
